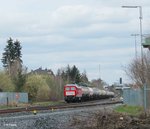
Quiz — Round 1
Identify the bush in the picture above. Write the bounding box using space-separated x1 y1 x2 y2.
36 84 51 101
0 71 15 91
43 75 64 100
24 74 51 101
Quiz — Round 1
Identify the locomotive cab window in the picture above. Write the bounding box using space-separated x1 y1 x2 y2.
65 87 70 91
71 87 75 90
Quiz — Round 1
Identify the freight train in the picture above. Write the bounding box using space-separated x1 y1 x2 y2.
64 83 114 103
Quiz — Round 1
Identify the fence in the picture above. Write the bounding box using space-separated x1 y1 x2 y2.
123 85 150 109
143 84 150 109
0 92 28 105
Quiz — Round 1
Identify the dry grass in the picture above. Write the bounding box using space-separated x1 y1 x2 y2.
71 109 150 129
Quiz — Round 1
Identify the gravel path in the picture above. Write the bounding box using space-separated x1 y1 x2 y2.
0 104 119 129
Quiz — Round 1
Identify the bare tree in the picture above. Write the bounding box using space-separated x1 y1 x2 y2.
125 52 150 87
91 78 106 89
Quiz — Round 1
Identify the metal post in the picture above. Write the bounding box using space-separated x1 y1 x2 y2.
7 97 8 106
139 6 143 59
122 6 143 60
99 64 101 87
131 34 139 59
144 83 147 111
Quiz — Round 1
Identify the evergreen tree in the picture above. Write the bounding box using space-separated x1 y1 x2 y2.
14 40 22 63
1 38 23 76
13 71 26 92
70 65 81 83
66 65 71 82
1 38 25 92
1 38 15 68
57 65 82 84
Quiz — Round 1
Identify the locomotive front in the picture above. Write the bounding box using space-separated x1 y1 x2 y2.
64 84 82 103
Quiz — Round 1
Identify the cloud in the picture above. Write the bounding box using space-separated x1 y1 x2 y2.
0 0 150 84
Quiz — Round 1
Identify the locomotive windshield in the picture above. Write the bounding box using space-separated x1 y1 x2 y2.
65 87 70 91
71 87 75 90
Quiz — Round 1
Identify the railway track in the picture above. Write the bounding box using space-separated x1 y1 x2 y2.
0 99 122 114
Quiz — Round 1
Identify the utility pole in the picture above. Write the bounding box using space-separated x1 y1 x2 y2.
131 34 139 59
99 64 101 87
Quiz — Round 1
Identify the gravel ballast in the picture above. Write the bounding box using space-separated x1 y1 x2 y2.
0 105 117 129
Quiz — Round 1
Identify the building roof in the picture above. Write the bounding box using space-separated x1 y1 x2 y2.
142 37 150 48
30 67 54 75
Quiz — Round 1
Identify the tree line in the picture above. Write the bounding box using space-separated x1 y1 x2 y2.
0 38 105 101
1 37 150 101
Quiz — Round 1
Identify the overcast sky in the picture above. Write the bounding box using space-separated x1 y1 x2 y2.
0 0 150 85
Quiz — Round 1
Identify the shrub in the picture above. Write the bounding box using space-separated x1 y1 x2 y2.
24 74 50 101
0 71 15 92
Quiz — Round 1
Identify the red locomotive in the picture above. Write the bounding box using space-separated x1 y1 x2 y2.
64 83 114 103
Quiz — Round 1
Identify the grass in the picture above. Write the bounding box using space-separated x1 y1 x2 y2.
114 105 143 116
32 100 64 106
0 105 12 109
0 100 65 110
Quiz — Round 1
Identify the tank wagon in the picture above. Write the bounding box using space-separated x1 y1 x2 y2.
64 83 114 103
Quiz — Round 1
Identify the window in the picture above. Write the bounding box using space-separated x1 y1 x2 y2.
65 87 70 91
71 87 75 90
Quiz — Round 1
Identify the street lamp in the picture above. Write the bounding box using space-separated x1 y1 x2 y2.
122 6 147 111
131 34 139 59
122 6 143 59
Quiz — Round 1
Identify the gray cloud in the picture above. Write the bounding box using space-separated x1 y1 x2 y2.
0 0 150 84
